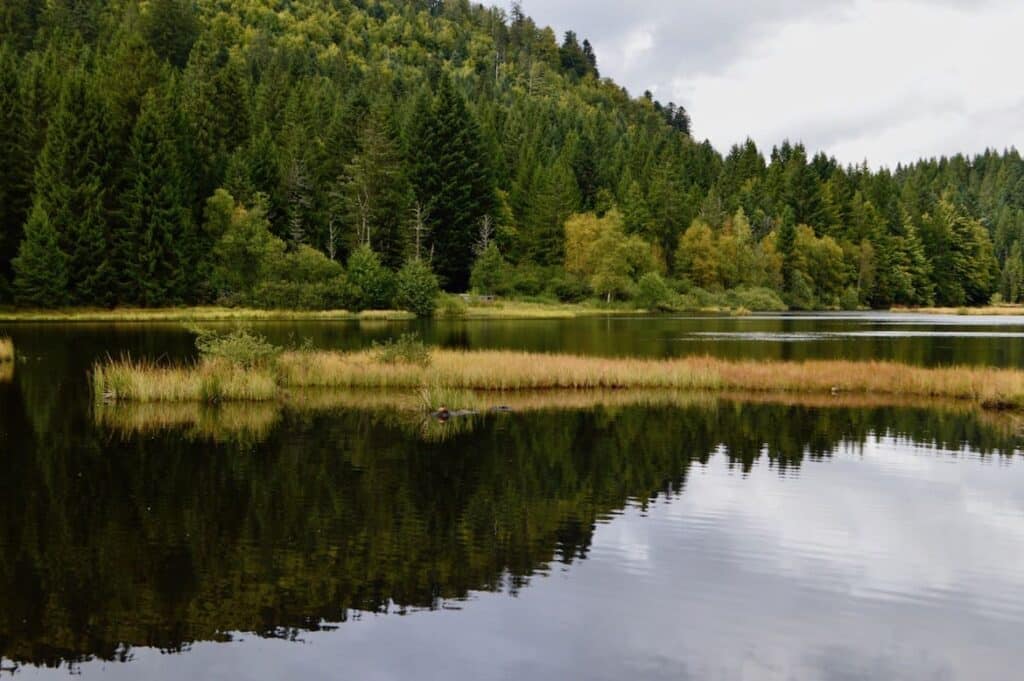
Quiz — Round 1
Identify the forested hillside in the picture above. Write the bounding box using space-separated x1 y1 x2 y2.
1 0 1023 311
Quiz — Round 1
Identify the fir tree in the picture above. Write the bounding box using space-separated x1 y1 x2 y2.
13 203 68 307
343 107 412 268
0 46 22 287
33 68 114 305
409 77 495 291
142 0 198 69
114 91 193 306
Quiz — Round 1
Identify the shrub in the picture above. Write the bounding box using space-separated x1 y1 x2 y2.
510 264 545 296
192 327 281 369
250 277 347 310
725 287 788 312
372 333 431 367
548 273 591 303
345 245 395 311
394 258 441 317
839 287 861 311
470 243 510 295
437 293 469 318
635 272 677 311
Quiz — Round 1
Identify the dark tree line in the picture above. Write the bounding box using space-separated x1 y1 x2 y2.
0 0 1020 310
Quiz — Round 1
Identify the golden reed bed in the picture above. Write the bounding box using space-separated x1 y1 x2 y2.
0 337 13 362
93 349 1024 411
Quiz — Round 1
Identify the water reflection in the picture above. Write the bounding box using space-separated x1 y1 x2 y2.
4 317 1024 680
2 401 1024 679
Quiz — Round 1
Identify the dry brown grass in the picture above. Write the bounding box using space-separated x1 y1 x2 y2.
93 357 278 403
93 349 1024 411
276 350 1024 408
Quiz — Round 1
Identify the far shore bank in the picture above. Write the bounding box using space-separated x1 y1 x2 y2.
6 302 1024 324
0 301 653 323
891 305 1024 316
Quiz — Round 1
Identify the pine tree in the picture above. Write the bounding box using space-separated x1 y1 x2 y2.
114 91 193 306
343 107 413 268
777 207 798 294
409 77 495 291
13 203 68 307
33 68 115 305
0 46 23 289
0 0 41 53
142 0 198 69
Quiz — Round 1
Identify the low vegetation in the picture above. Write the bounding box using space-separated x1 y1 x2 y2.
0 336 13 362
93 330 1024 412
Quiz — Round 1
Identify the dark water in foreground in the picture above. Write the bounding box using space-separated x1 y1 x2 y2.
3 314 1024 680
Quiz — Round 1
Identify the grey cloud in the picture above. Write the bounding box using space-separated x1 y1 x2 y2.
516 0 856 86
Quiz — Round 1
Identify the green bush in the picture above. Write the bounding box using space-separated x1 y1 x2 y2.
437 293 469 318
510 264 545 296
725 286 788 312
192 327 281 369
470 243 510 295
249 278 347 310
394 258 441 317
635 272 677 311
548 273 591 303
372 333 431 367
839 287 861 311
785 271 816 311
345 245 395 311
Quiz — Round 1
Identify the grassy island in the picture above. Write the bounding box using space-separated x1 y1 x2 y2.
93 337 1024 413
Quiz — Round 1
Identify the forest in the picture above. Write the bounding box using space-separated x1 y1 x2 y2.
1 0 1023 312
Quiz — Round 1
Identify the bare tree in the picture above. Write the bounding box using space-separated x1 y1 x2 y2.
411 202 429 261
475 214 495 255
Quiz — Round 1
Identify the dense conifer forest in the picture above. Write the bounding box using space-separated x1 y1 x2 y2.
1 0 1022 311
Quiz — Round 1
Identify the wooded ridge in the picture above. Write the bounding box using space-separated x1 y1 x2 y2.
1 0 1022 312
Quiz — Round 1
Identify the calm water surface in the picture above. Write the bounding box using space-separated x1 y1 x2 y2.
2 313 1024 680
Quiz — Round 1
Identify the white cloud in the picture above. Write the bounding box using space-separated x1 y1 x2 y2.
514 0 1024 167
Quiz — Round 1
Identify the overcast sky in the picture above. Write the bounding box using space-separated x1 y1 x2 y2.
510 0 1024 168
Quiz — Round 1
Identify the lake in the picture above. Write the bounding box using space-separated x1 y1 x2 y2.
2 313 1024 680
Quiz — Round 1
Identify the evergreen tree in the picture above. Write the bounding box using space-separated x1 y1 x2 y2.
32 67 115 305
343 107 412 268
0 46 23 289
142 0 198 69
409 77 495 290
777 208 797 294
114 91 194 306
394 257 441 317
470 242 509 295
13 203 68 307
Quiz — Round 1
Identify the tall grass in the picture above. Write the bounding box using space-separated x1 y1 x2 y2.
93 357 277 403
93 348 1024 411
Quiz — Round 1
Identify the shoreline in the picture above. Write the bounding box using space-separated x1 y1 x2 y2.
0 302 650 323
3 303 1023 324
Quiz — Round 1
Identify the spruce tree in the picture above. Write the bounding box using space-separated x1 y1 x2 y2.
142 0 198 69
13 203 68 307
409 77 495 291
0 46 22 289
114 91 193 306
343 107 413 268
33 68 115 305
